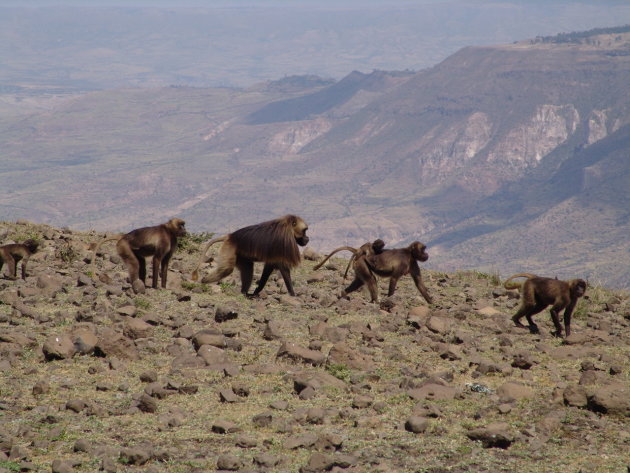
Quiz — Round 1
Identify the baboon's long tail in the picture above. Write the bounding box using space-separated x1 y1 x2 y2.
90 235 124 273
191 235 227 281
503 273 538 290
343 254 358 280
313 246 358 271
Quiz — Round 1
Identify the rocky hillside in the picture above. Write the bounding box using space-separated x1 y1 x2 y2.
1 27 629 287
0 221 629 473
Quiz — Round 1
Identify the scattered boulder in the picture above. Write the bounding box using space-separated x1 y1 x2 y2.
562 384 588 408
215 306 238 323
217 454 244 471
327 343 373 370
123 318 153 340
497 382 534 402
587 384 630 416
302 247 321 261
277 341 326 366
405 416 429 433
292 371 346 396
94 329 139 360
408 383 456 401
42 334 76 361
426 316 452 334
467 422 515 448
119 447 151 465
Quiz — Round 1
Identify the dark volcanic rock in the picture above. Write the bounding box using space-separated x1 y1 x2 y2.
467 422 515 448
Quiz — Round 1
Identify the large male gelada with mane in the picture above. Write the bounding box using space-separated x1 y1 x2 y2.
192 214 309 296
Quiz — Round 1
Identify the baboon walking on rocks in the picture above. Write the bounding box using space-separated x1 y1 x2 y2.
92 218 186 292
191 215 309 297
0 239 39 279
504 273 587 337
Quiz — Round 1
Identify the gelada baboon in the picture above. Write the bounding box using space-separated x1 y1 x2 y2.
0 239 39 279
313 239 385 302
313 239 385 274
316 240 432 304
93 218 186 291
363 241 432 304
191 214 309 297
504 273 587 337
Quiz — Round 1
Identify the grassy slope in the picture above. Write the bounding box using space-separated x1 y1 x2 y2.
0 221 628 472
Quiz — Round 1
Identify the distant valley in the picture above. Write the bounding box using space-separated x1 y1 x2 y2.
1 27 629 287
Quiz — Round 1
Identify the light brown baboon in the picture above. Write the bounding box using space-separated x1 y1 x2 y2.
0 239 39 279
313 239 385 303
504 273 587 337
191 215 309 297
93 218 186 291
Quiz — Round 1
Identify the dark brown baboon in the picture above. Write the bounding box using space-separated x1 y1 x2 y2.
343 239 385 279
191 215 309 297
313 239 385 274
0 239 39 279
359 241 432 304
504 273 587 337
92 218 186 290
315 240 431 304
313 239 386 303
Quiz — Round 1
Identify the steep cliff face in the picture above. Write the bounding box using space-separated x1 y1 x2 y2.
487 104 579 168
2 28 629 286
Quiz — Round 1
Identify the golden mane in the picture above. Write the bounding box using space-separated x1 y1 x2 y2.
229 215 301 267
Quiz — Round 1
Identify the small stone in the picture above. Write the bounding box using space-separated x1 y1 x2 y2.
467 422 515 449
131 280 146 294
73 439 92 453
139 370 158 383
137 394 158 413
405 416 429 433
252 412 273 428
51 459 74 473
215 306 238 323
219 388 240 403
212 420 240 434
32 380 50 396
216 454 243 471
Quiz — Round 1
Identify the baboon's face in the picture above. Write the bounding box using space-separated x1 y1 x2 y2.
169 218 187 237
573 279 587 298
411 242 429 262
24 239 40 253
292 217 309 246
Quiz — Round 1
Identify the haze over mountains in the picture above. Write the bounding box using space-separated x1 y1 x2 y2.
1 3 629 288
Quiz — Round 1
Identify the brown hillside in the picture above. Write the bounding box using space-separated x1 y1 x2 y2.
0 220 629 472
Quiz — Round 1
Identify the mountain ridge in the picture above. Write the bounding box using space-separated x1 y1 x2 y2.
1 27 629 287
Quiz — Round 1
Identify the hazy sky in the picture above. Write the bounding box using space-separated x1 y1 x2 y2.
1 0 630 88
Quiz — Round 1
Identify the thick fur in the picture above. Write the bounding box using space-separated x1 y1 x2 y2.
505 273 587 337
192 215 309 296
318 240 430 304
93 218 186 290
230 217 303 267
343 239 385 279
0 239 39 279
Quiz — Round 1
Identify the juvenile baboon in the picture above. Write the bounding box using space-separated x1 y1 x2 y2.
504 273 587 337
191 215 309 297
0 239 39 279
93 218 186 291
313 239 385 302
313 239 385 275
